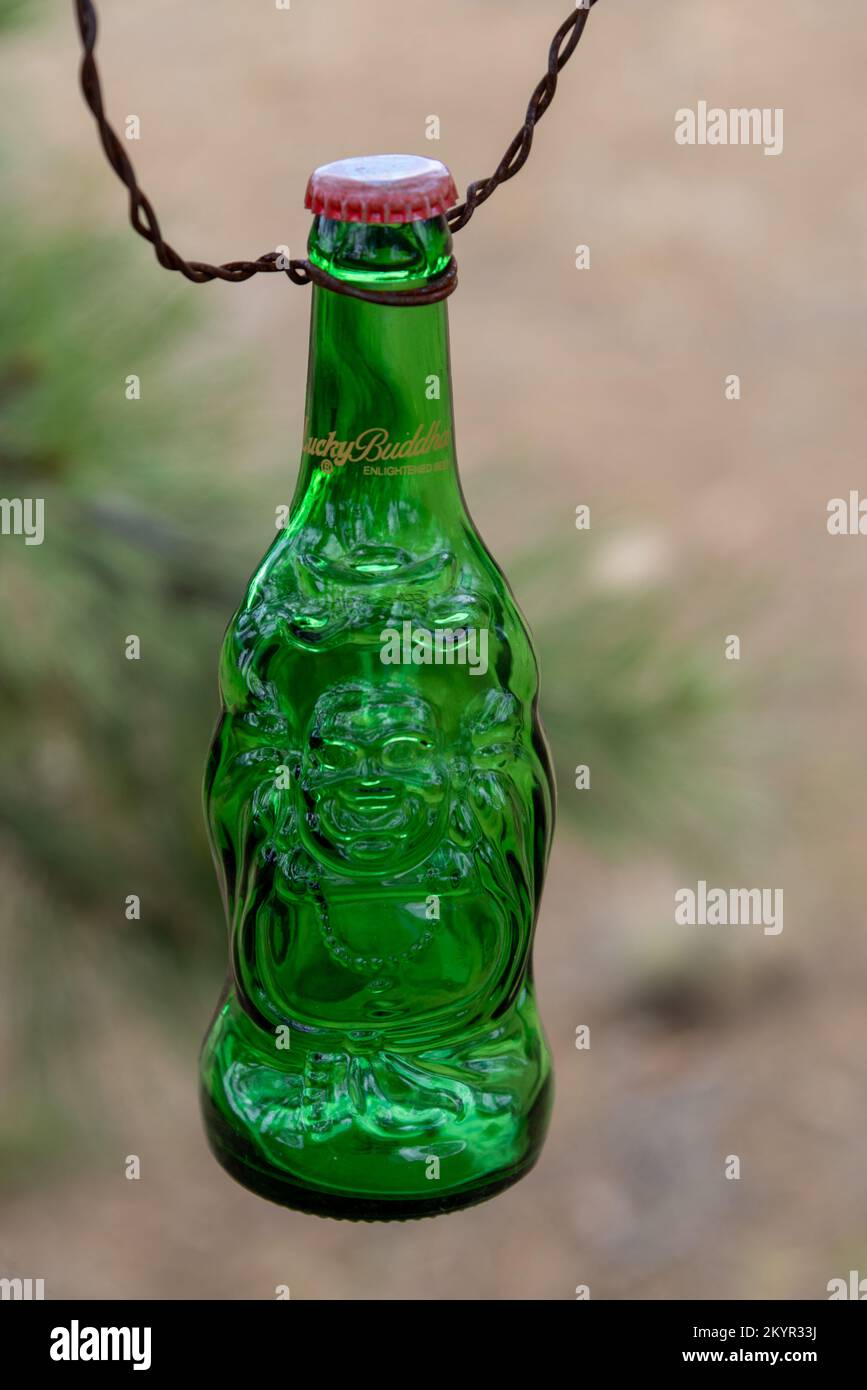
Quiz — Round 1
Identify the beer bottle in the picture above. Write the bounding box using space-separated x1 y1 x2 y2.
200 155 555 1219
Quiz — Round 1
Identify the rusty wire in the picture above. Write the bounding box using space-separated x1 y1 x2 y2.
72 0 600 304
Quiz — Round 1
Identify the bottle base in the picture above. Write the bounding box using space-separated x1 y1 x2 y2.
201 1086 544 1222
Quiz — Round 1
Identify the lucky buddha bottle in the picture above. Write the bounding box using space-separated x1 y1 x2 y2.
200 155 555 1219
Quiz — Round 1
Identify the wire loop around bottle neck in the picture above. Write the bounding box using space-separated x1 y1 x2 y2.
72 0 600 306
298 256 458 306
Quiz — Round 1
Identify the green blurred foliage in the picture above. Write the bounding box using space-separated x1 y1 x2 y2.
0 0 39 31
0 217 254 960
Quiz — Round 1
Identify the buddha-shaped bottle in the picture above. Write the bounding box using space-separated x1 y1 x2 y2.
200 156 555 1219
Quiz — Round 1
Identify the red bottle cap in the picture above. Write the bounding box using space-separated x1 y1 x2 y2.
305 154 458 225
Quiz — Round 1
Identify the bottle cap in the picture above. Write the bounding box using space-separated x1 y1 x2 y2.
305 154 458 225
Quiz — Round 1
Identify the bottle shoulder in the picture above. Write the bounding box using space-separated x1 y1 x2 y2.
235 522 531 651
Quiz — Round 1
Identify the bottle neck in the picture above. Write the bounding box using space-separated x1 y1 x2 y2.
289 216 463 551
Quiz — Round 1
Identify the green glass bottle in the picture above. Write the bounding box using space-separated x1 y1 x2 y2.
200 156 555 1219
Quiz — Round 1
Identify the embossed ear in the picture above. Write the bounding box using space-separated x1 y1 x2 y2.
461 687 522 737
447 790 477 851
250 745 301 847
461 690 526 782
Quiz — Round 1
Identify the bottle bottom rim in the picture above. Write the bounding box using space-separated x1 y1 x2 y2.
201 1087 545 1223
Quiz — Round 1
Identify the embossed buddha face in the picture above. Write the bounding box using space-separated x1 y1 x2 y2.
299 682 448 875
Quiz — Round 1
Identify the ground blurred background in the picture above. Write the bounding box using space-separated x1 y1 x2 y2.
1 0 865 1300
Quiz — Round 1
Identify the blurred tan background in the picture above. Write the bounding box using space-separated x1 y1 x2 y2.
1 0 866 1299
